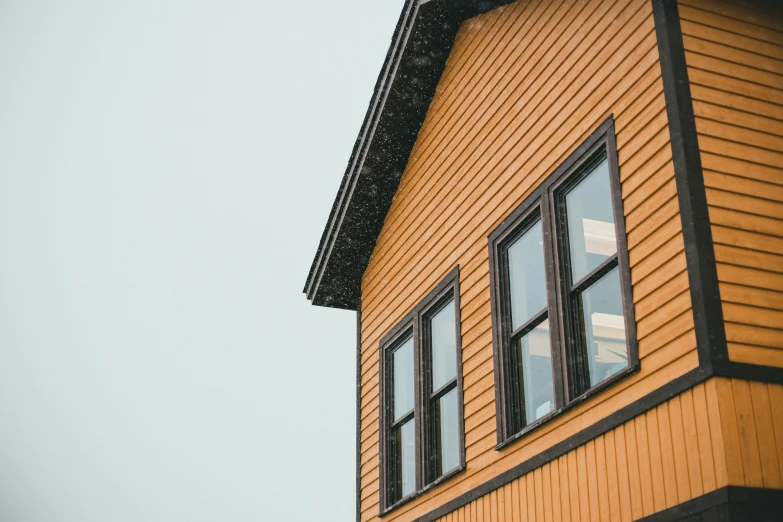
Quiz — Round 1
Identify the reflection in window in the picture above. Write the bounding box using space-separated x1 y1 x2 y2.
576 268 628 386
432 388 459 477
389 336 416 503
506 221 555 431
381 270 464 511
513 319 554 424
394 419 416 499
488 121 635 443
565 160 628 390
566 159 617 282
427 298 460 482
393 338 414 419
430 300 457 391
507 221 547 329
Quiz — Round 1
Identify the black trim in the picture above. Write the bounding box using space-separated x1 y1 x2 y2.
355 307 362 522
714 361 783 385
379 267 466 515
488 116 639 445
638 486 783 521
652 0 728 371
304 0 515 309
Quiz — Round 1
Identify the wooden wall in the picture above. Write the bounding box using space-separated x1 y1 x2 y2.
715 378 783 490
432 380 730 522
680 0 783 368
358 0 701 520
428 379 783 522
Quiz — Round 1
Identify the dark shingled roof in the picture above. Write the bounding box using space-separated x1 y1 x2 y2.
304 0 515 310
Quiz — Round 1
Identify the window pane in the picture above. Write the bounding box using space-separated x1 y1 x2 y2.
513 319 555 425
507 220 547 330
565 159 617 282
393 419 416 499
576 267 628 387
432 388 460 477
430 299 457 391
393 337 414 421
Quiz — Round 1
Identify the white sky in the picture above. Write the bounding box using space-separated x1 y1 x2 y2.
0 1 401 520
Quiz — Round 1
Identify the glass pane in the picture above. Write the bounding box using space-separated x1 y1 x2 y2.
393 419 416 499
513 319 555 426
432 388 460 477
393 337 414 421
507 220 547 330
565 159 617 282
430 299 457 391
576 267 628 387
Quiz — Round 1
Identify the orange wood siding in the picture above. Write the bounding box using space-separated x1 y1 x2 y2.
715 378 783 490
429 378 783 521
680 0 783 368
358 0 698 520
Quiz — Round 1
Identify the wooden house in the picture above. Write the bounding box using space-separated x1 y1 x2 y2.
304 0 783 520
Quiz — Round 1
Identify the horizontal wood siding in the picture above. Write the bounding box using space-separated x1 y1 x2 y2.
358 0 697 520
679 0 783 368
433 380 731 521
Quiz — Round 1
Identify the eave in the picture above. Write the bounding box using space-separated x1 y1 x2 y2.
304 0 515 310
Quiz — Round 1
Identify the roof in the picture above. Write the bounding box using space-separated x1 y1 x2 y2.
304 0 515 310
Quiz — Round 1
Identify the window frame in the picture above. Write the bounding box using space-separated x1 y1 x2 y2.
489 116 639 447
379 267 465 514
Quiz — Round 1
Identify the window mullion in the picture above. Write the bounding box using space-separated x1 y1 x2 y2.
498 244 516 439
413 314 424 493
541 192 568 408
501 242 523 436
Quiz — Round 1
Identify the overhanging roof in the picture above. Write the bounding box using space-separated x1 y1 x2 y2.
304 0 515 310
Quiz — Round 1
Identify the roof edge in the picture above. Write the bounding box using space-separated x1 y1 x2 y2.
305 0 515 310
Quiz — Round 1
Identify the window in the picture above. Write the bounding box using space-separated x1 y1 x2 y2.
379 267 464 512
489 117 638 444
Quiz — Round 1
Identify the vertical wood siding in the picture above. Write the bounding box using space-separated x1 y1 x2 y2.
430 379 783 522
680 0 783 368
714 378 783 490
358 0 698 520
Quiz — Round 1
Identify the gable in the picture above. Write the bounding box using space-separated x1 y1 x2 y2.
303 0 515 310
358 0 699 517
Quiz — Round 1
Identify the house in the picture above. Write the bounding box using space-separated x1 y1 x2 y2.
304 0 783 520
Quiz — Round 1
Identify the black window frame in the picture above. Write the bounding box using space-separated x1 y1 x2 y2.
379 266 465 514
489 116 639 447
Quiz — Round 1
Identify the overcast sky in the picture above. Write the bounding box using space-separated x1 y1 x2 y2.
0 1 401 520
